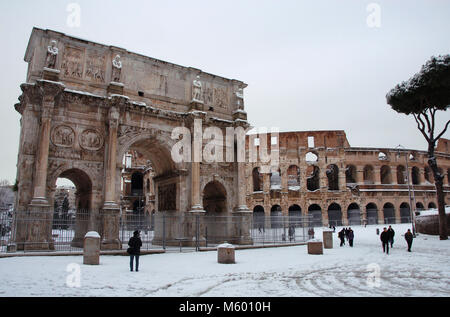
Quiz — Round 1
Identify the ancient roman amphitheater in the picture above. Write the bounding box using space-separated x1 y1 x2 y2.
10 28 450 250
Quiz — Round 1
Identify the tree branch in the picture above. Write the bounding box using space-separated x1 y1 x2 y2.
434 119 450 143
414 113 431 143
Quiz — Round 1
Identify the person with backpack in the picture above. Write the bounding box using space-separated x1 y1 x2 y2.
128 230 142 272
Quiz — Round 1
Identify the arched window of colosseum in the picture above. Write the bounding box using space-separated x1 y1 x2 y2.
305 151 318 163
380 165 392 184
327 203 342 226
411 166 420 185
308 204 322 227
378 151 388 161
306 165 320 191
416 202 424 211
345 165 357 184
397 165 406 184
366 203 378 224
409 153 416 161
288 204 302 227
270 168 281 190
428 202 436 209
252 167 263 192
424 167 432 183
347 203 361 225
383 203 395 224
287 165 300 189
399 202 411 223
270 205 282 229
363 165 374 184
326 164 339 190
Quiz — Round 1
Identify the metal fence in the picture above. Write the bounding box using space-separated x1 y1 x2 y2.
0 210 413 254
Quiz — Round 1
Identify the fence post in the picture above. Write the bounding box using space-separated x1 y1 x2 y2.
195 214 199 251
162 213 166 250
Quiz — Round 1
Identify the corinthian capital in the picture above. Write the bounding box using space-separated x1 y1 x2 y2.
36 79 65 103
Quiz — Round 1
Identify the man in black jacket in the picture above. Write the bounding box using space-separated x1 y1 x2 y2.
128 230 142 272
404 229 414 252
387 225 395 248
380 227 390 254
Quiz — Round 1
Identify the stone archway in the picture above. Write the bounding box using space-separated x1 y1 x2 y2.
203 181 228 215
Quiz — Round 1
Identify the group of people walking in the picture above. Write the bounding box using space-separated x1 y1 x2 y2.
380 225 414 254
338 227 354 247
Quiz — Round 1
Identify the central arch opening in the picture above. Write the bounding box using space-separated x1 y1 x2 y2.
119 134 178 248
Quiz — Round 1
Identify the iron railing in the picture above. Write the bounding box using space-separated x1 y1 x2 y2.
0 210 414 254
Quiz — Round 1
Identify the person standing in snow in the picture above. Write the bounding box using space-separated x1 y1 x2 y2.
380 227 390 254
128 230 142 272
338 228 345 246
387 225 395 248
348 227 354 247
404 229 414 252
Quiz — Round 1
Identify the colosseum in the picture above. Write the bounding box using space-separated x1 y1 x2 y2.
245 131 450 228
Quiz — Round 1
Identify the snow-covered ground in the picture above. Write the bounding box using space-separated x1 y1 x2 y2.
0 223 449 297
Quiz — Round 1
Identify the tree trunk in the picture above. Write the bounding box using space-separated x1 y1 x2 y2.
427 143 448 240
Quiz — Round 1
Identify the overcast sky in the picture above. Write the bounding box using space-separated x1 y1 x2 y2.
0 0 449 184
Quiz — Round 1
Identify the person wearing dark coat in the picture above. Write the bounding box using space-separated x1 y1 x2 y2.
338 228 345 246
128 230 143 272
380 227 390 254
387 225 395 248
404 229 414 252
348 228 354 247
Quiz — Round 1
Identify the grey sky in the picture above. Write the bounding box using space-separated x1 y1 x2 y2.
0 0 449 184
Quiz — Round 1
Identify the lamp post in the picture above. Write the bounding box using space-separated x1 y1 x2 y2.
396 145 417 237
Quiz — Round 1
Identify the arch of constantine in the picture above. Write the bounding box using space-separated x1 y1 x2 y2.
13 28 250 250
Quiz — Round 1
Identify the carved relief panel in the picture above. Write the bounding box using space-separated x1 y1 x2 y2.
79 129 103 151
85 52 106 83
61 46 84 79
51 125 75 148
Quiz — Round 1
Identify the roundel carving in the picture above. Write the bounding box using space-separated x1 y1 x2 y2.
79 129 103 151
51 125 75 147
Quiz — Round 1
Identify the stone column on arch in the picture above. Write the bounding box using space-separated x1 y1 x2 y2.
100 95 126 250
25 80 65 251
29 80 65 208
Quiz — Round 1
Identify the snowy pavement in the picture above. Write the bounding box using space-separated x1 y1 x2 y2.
0 223 449 297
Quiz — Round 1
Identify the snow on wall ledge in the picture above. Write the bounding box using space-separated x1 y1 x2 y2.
415 207 450 236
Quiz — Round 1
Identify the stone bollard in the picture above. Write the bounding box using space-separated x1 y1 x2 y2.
307 239 323 255
323 230 333 249
83 231 100 265
217 242 235 264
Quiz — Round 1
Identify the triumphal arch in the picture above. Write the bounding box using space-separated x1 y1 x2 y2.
13 28 251 250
